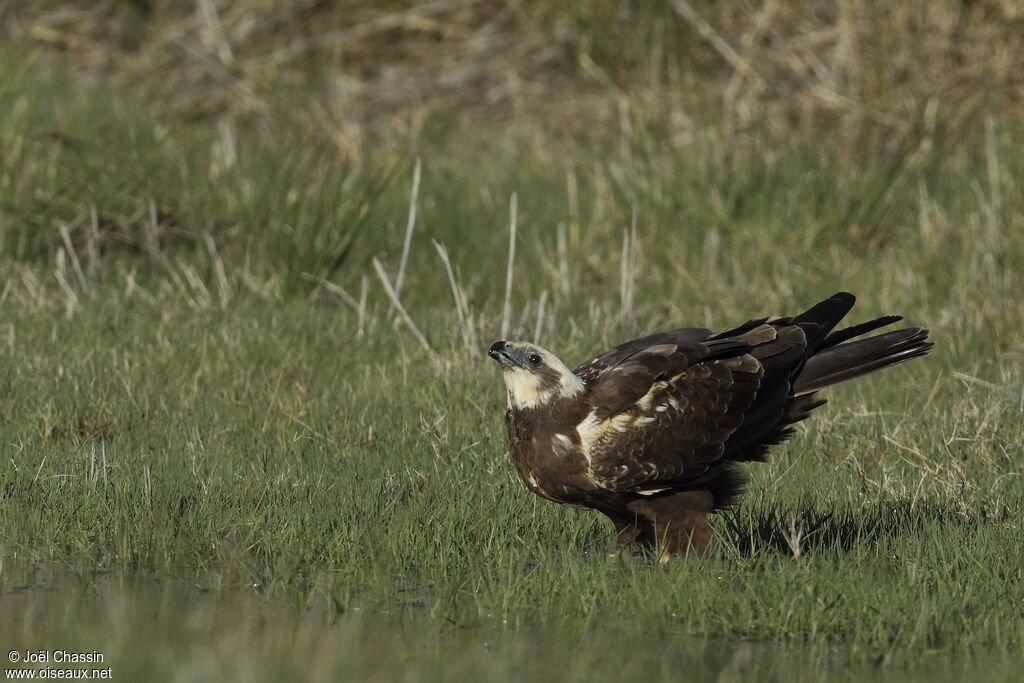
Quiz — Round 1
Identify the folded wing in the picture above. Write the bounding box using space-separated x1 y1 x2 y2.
579 339 762 493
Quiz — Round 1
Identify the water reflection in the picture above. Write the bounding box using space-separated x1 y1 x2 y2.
1 559 1019 682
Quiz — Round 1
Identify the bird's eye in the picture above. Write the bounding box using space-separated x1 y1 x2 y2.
527 353 541 365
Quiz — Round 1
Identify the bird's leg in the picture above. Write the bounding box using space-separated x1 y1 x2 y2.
606 516 642 560
655 512 715 565
624 490 716 563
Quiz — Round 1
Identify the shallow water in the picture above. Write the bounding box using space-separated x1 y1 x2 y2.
1 559 1019 683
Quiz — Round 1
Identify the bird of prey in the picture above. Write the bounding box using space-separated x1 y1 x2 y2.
488 292 931 558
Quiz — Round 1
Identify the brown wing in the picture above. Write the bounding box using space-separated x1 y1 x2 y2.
581 298 852 493
585 338 751 418
712 294 854 460
573 327 713 383
585 353 763 493
581 292 915 501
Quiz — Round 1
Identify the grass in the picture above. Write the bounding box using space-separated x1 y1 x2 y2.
2 2 1024 680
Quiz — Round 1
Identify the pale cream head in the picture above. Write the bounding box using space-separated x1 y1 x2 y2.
488 340 585 410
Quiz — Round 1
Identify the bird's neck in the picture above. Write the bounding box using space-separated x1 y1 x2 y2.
504 369 585 411
507 394 588 431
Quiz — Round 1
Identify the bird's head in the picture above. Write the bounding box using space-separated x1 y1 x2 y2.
488 340 585 410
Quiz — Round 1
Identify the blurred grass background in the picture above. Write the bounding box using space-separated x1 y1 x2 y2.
1 1 1023 680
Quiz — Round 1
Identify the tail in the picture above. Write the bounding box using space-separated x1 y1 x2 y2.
793 318 932 395
708 292 932 506
791 291 857 351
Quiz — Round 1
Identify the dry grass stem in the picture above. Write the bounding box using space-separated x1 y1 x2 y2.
372 256 436 357
500 192 517 340
390 157 422 316
432 238 477 358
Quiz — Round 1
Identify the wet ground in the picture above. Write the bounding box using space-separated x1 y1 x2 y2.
1 559 1019 682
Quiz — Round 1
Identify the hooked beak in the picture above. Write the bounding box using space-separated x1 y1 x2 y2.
488 341 520 367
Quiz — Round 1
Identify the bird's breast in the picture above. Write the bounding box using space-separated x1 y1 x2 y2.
506 411 594 504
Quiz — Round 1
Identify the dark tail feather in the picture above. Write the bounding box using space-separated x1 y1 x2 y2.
792 292 857 350
818 315 903 350
793 327 933 395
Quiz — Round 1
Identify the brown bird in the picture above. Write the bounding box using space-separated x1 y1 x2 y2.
488 292 931 559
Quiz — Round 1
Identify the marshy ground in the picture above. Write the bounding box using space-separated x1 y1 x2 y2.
1 2 1022 680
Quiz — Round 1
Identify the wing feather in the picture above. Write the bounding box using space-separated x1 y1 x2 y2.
585 354 763 493
573 327 712 382
567 292 906 500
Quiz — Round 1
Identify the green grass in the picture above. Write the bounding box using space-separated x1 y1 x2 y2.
2 4 1024 680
